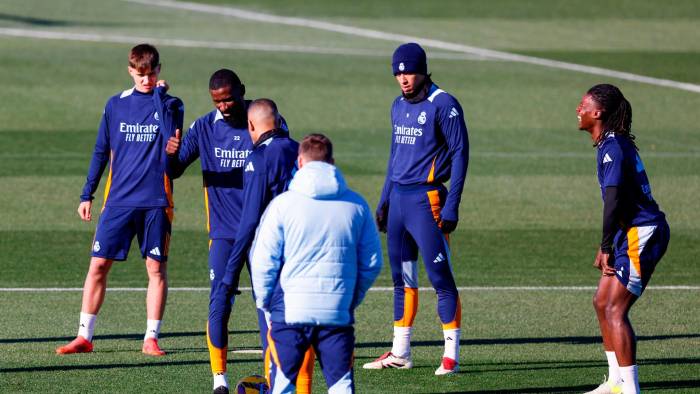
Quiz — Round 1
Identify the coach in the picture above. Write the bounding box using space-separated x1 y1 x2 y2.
250 134 383 394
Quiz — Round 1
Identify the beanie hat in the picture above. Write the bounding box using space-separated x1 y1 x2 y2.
392 43 427 75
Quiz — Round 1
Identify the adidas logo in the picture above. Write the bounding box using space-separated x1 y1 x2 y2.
433 252 445 264
149 247 161 256
245 162 255 172
603 153 613 164
448 107 459 119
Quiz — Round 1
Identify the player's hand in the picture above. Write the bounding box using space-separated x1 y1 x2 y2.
156 79 169 92
440 218 458 234
166 129 181 156
375 204 388 233
78 200 92 221
594 249 615 275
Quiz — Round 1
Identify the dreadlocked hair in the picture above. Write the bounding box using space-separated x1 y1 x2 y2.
587 84 637 149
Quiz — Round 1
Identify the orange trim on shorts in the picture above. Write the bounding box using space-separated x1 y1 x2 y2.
627 227 641 276
296 348 315 394
441 295 462 330
206 322 227 374
394 287 419 327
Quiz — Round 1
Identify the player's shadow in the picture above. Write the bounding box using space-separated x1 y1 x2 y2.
0 12 124 27
355 333 700 349
0 330 258 344
0 358 258 374
423 379 700 393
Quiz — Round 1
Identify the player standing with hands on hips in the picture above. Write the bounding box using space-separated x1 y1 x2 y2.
578 84 669 394
56 44 184 356
364 43 469 375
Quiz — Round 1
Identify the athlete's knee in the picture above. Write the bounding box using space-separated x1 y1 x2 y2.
604 302 629 323
145 258 167 279
592 293 607 313
87 257 112 280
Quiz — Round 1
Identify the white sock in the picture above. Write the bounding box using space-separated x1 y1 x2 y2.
213 372 228 389
391 326 412 358
144 319 161 340
620 365 640 394
78 312 97 342
605 351 621 383
443 328 460 362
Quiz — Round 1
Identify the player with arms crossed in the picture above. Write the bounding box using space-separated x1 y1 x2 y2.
577 84 670 394
56 44 184 356
364 43 469 375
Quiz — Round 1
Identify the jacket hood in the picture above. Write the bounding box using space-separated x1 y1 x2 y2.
289 161 346 199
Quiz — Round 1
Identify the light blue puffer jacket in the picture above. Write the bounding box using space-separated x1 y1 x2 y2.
250 161 382 326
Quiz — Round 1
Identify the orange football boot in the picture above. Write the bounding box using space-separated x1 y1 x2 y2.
56 336 93 355
142 338 166 356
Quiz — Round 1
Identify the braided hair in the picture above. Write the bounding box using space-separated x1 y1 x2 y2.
587 84 636 149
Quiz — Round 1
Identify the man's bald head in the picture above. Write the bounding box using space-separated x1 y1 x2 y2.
247 98 280 143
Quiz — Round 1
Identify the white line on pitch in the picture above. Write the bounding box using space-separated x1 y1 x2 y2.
125 0 700 94
1 286 698 292
0 28 483 61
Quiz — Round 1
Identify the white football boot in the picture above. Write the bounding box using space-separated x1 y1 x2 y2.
362 351 413 369
584 376 623 394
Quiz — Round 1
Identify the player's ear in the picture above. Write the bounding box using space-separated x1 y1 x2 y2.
297 154 305 169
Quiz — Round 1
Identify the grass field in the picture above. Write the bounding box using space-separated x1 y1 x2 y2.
1 0 699 392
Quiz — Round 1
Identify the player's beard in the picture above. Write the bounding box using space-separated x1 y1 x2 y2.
403 76 431 103
225 105 247 129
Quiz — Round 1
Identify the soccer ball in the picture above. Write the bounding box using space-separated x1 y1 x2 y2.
235 375 269 394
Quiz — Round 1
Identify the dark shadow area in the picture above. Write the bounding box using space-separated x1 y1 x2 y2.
0 329 258 344
356 333 700 349
0 357 257 374
424 379 700 393
0 12 123 27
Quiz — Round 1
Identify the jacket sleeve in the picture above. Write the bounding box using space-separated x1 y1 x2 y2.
354 201 383 308
377 115 397 215
169 121 200 179
223 153 268 285
250 201 285 311
153 87 185 137
80 103 111 202
437 98 469 221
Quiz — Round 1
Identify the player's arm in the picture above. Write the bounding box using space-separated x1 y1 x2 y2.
595 143 624 273
250 200 285 312
376 111 398 233
222 154 268 286
353 200 383 309
78 104 111 221
168 122 201 179
438 99 469 232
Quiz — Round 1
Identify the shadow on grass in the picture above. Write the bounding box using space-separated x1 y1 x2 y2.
355 333 700 349
423 379 700 393
0 12 124 27
0 357 258 374
0 330 258 344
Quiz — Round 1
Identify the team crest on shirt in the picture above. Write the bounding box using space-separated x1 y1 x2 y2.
417 111 427 125
399 62 405 71
154 112 160 121
93 241 101 252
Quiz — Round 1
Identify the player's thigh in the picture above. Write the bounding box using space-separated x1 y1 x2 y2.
613 223 669 297
269 323 312 379
137 208 172 262
92 207 138 261
402 191 455 289
314 326 355 387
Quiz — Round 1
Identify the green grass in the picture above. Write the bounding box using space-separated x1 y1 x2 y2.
1 0 699 392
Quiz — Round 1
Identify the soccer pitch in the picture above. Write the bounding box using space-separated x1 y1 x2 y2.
1 0 699 392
